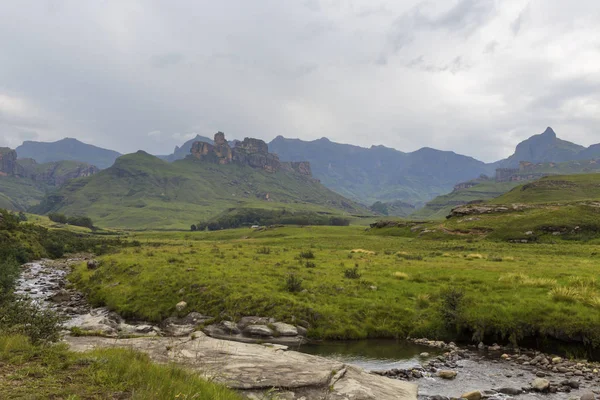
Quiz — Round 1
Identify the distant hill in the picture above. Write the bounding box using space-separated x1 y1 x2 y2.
414 158 600 219
269 136 492 207
33 135 367 229
493 127 587 168
491 173 600 204
16 138 121 169
0 148 98 211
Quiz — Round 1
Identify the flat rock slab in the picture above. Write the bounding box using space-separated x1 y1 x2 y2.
65 333 417 399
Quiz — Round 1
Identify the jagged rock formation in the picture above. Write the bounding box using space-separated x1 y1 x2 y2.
190 132 312 176
0 148 23 176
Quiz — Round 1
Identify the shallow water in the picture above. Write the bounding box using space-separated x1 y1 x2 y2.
298 339 441 371
299 340 593 399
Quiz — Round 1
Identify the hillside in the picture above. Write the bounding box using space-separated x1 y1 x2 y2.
414 158 600 219
269 136 492 206
0 147 100 211
491 173 600 204
16 138 121 169
411 180 521 220
33 150 367 229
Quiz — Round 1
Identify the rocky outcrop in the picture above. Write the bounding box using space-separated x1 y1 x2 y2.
203 316 307 346
0 147 23 176
67 335 418 400
190 132 312 176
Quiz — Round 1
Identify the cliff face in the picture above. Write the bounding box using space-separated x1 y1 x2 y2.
190 132 312 176
0 148 23 176
21 160 99 186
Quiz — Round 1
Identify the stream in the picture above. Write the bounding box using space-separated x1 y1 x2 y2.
14 259 600 400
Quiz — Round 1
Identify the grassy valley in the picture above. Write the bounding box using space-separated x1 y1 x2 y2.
33 151 368 230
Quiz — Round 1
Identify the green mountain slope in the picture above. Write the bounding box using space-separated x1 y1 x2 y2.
16 138 121 169
491 173 600 204
412 180 522 219
33 151 367 229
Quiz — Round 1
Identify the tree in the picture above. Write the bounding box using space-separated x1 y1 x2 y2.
190 224 197 231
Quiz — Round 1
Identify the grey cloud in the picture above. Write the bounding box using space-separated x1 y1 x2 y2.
0 0 599 161
150 53 184 68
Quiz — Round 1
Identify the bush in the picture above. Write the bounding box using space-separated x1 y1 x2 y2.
305 261 316 268
48 213 68 224
439 287 465 332
67 215 94 229
299 250 315 259
285 274 303 293
0 295 64 343
344 266 361 279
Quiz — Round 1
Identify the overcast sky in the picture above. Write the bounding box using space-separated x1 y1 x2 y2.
1 0 599 162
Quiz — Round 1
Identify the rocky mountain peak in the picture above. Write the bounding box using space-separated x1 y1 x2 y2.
540 127 557 138
190 132 312 176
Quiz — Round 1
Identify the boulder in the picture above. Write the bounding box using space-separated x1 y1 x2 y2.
531 378 550 392
271 322 298 337
237 316 271 329
460 391 481 400
580 393 596 400
87 260 99 270
244 324 274 337
221 321 241 334
438 370 457 380
175 301 187 312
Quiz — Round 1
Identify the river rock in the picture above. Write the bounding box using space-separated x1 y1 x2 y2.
461 391 482 400
87 260 99 270
244 324 274 337
531 377 550 392
580 392 596 400
497 387 522 395
237 316 270 329
271 322 298 337
221 321 241 334
175 301 187 311
438 370 457 380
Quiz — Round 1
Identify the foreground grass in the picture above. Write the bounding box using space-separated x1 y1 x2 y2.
0 334 242 400
70 225 600 348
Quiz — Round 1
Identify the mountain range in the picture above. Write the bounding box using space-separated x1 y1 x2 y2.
5 127 600 217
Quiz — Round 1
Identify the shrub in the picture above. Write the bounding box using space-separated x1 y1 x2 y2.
396 252 423 261
48 213 67 224
256 247 271 255
344 266 361 279
285 274 303 293
67 215 94 229
299 250 315 259
305 261 316 268
0 295 64 343
190 224 197 231
439 287 465 332
549 287 581 303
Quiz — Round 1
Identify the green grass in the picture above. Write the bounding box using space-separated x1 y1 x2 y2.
0 175 47 211
70 225 600 348
0 334 242 399
33 152 369 230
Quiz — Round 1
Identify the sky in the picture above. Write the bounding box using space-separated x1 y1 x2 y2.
0 0 599 162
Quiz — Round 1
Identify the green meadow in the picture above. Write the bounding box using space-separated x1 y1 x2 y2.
71 224 600 349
